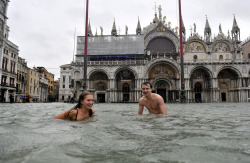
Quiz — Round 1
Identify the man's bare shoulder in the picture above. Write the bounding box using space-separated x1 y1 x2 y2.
139 96 146 104
152 93 164 102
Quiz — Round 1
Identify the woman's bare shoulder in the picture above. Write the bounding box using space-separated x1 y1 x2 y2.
54 109 77 120
91 109 95 115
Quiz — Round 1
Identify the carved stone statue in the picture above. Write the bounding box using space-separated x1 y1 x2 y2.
219 24 222 34
125 25 128 35
175 26 179 35
193 23 196 33
163 16 166 24
190 26 193 36
100 26 103 36
168 21 171 27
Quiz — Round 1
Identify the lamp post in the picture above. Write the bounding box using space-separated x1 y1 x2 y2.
83 0 89 91
178 0 186 103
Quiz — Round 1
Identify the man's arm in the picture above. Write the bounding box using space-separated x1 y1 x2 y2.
138 99 144 115
158 96 167 115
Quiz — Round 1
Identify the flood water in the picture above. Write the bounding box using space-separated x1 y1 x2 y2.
0 102 250 163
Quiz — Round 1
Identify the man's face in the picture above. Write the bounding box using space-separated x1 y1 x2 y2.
142 84 152 96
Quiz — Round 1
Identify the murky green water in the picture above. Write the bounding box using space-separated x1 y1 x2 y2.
0 103 250 163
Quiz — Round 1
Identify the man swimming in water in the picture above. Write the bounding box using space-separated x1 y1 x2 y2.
138 81 167 115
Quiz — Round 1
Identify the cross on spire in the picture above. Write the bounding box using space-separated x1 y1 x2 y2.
153 2 157 13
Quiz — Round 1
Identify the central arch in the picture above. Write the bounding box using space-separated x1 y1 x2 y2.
189 66 213 103
114 67 136 102
148 62 179 102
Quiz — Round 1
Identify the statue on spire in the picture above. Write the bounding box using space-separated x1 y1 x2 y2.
158 5 162 21
100 26 103 36
125 25 128 35
219 24 223 34
153 2 157 13
163 16 166 24
193 23 196 33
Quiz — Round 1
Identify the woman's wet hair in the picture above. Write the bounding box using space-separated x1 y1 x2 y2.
73 91 92 109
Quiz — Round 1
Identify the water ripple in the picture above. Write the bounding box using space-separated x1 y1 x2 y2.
0 103 250 162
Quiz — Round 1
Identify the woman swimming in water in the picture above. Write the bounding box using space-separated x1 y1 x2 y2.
54 91 95 121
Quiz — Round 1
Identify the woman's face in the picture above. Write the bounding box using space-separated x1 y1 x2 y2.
81 95 94 109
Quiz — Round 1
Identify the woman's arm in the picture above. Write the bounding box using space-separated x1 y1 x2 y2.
54 109 76 120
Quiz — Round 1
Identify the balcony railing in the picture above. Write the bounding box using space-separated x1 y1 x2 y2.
185 59 247 64
72 58 248 66
1 83 16 88
72 59 147 66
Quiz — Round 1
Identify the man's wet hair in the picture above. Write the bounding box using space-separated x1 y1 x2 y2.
141 81 153 88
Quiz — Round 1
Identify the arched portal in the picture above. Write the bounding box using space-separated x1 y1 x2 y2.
148 62 179 102
190 67 212 102
217 68 239 102
154 80 171 102
194 82 202 102
115 69 135 102
89 71 109 103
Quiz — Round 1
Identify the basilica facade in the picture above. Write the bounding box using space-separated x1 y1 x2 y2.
59 7 250 103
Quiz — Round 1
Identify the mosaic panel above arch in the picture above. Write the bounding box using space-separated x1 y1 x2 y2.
190 68 211 79
212 42 230 52
115 69 135 80
185 42 205 52
217 69 239 79
89 71 108 80
149 63 176 79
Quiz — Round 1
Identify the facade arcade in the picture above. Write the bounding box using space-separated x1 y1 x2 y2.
59 6 250 103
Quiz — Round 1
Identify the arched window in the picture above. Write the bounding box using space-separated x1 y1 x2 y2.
193 55 197 62
219 55 223 61
122 83 130 92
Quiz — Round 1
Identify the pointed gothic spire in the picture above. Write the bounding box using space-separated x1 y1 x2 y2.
231 14 240 41
233 15 239 29
111 18 117 36
158 5 162 22
204 16 211 32
88 19 93 36
204 16 211 43
136 17 142 35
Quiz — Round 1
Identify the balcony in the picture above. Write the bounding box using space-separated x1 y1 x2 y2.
72 59 146 66
0 83 16 88
185 59 247 64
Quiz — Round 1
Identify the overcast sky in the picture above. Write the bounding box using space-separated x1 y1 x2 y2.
7 0 250 79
